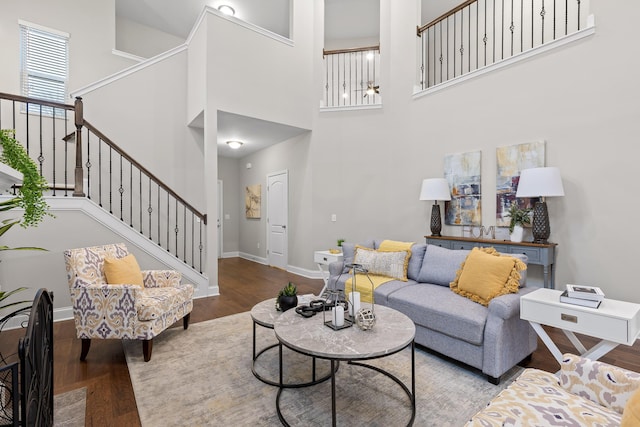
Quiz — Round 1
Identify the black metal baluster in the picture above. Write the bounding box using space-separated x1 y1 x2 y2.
521 0 524 52
531 0 534 48
191 212 195 268
167 192 170 250
175 199 179 257
453 14 457 77
541 0 546 44
423 29 427 89
577 0 581 31
476 2 479 70
148 177 152 240
139 170 143 233
109 145 113 214
511 0 515 56
12 100 16 136
492 0 496 62
468 5 471 73
459 9 463 76
183 205 187 263
565 0 568 35
440 21 444 83
484 0 488 66
64 110 68 196
119 155 124 221
86 131 92 201
157 183 160 245
38 105 43 175
553 0 556 40
501 0 505 60
325 53 329 106
199 220 203 273
447 17 450 79
52 108 56 196
129 162 133 226
98 135 102 205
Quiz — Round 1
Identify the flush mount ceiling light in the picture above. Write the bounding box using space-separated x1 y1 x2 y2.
218 5 235 16
226 140 243 149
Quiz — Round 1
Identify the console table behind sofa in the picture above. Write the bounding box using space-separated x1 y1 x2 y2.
425 236 557 289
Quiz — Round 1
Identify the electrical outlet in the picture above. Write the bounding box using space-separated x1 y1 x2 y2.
331 214 337 222
257 242 260 249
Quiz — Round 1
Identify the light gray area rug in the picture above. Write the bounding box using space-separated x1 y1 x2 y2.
54 387 86 427
124 312 522 426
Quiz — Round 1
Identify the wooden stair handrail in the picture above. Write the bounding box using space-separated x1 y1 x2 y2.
0 92 74 111
417 0 477 36
323 45 380 57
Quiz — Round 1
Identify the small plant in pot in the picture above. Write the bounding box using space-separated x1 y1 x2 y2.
506 203 532 242
275 282 298 312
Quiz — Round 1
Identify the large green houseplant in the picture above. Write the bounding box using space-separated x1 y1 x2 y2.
0 129 50 333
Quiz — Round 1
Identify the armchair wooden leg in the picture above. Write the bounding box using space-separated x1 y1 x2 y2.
183 313 191 330
143 339 153 362
80 338 91 361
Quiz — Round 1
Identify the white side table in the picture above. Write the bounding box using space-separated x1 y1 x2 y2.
313 250 343 296
521 288 640 366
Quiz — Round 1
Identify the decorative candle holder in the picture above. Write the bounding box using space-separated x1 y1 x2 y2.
345 263 376 330
323 289 352 330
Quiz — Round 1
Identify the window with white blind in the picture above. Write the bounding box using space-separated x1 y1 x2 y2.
19 21 69 116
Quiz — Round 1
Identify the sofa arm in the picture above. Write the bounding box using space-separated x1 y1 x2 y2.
487 287 537 320
328 261 344 276
560 353 640 414
142 270 182 287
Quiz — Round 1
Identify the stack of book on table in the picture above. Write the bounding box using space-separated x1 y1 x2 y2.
559 284 605 308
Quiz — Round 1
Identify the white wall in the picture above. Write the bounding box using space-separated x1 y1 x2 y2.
218 156 240 254
116 16 184 59
305 0 640 302
0 0 136 95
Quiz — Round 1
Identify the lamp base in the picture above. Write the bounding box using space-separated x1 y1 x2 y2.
531 201 550 244
430 203 442 237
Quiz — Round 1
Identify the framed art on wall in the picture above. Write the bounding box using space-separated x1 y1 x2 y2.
245 184 261 219
495 141 545 227
444 150 482 226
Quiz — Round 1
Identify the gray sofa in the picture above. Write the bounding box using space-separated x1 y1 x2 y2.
328 239 538 384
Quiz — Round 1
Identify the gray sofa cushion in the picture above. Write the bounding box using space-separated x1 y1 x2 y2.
407 243 427 281
373 279 416 304
417 245 470 286
388 283 488 345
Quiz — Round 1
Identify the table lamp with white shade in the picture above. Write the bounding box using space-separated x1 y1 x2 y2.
419 178 451 237
515 167 565 244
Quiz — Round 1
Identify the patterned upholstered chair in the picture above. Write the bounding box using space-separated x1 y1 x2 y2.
64 243 194 362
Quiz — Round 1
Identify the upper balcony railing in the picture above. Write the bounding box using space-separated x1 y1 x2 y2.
0 93 206 273
322 45 381 109
417 0 588 91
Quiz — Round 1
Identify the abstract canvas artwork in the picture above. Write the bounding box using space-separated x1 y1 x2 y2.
444 151 482 226
495 141 545 227
245 184 261 219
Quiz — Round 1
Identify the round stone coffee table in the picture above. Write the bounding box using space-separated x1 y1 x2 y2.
250 297 334 387
273 304 416 426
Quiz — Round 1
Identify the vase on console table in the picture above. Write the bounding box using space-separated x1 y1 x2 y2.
510 225 524 243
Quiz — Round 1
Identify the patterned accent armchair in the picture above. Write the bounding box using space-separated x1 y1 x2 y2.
467 353 640 425
64 243 194 362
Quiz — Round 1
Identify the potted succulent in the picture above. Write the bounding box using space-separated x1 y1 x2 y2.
506 203 532 243
275 282 298 312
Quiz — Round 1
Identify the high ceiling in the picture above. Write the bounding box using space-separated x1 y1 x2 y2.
115 0 381 158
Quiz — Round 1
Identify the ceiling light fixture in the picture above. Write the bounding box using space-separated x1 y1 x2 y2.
226 140 243 149
218 5 235 16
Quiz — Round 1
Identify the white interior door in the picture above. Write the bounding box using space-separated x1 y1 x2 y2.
267 171 288 270
217 180 223 258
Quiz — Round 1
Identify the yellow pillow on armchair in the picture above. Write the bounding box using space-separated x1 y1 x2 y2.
450 247 525 306
104 254 144 286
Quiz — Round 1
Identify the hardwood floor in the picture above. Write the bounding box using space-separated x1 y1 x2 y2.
3 257 640 425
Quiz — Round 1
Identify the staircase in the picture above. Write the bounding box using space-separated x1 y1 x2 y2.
0 92 209 293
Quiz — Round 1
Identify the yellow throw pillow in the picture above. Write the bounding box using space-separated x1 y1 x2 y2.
378 240 414 252
622 387 640 426
450 247 525 306
104 254 144 286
